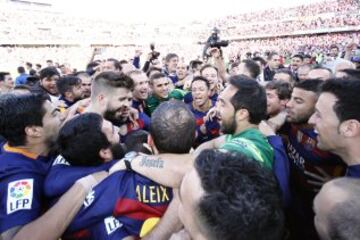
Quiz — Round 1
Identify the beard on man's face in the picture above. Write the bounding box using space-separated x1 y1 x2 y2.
220 116 237 135
104 108 127 126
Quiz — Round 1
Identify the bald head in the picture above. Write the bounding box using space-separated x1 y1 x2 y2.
314 178 360 240
307 68 333 81
334 60 356 76
150 101 195 153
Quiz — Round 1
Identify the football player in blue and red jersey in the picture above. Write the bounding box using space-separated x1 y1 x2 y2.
184 64 220 104
84 71 147 143
279 80 346 240
127 70 151 130
45 101 196 239
187 76 219 147
0 94 107 240
309 79 360 178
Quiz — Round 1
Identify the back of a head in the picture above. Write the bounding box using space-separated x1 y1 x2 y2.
339 69 360 80
124 130 152 154
13 84 32 94
195 149 284 240
229 75 267 124
0 72 10 81
57 113 112 166
0 94 46 146
26 76 40 86
92 71 134 99
274 68 294 81
327 178 360 240
242 59 261 79
252 56 266 66
190 60 203 70
107 58 122 71
150 101 196 153
308 66 333 80
17 66 25 74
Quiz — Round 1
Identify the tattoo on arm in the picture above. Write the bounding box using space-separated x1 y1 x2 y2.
139 156 164 169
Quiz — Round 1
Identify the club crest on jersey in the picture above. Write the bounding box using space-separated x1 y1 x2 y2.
7 179 33 214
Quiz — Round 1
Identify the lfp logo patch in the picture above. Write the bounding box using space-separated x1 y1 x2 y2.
7 179 34 214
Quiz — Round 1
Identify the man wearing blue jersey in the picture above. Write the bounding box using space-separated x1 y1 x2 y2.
0 94 107 240
84 71 147 142
184 64 220 104
187 76 220 147
127 70 151 130
278 79 346 240
45 101 196 239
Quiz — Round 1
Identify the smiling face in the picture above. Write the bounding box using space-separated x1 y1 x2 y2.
308 93 342 151
131 72 149 101
151 77 170 99
103 88 133 123
41 74 59 95
201 66 218 91
191 80 210 109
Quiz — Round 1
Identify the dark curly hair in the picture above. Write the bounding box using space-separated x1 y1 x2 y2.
194 149 284 240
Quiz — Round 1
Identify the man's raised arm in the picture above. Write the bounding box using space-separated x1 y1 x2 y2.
110 154 192 188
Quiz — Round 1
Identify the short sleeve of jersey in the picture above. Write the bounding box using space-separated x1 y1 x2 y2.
44 156 114 199
0 174 43 234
